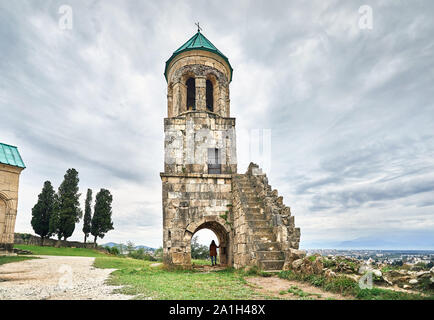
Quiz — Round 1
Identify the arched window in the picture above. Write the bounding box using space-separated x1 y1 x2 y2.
206 80 213 112
186 77 196 110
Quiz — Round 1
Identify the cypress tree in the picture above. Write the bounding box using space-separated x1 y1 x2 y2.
83 189 92 243
91 189 114 244
31 181 55 245
50 168 82 242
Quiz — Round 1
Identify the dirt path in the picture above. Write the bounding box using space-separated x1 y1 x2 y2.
0 255 131 300
246 276 347 300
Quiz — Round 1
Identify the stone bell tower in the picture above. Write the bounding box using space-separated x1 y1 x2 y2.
161 28 236 267
161 28 300 269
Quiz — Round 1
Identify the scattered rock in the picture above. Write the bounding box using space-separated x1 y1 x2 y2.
312 259 323 275
409 279 418 285
416 271 430 279
291 259 303 271
382 276 393 286
283 249 306 270
300 258 313 275
389 270 407 277
324 269 336 278
372 270 382 278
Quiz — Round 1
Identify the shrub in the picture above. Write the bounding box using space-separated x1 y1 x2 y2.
305 274 327 287
323 276 358 295
154 247 163 261
128 248 157 261
322 257 335 269
109 247 120 255
278 270 296 280
308 255 316 262
20 233 32 244
243 266 260 276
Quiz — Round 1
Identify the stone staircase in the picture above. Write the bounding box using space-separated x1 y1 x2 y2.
233 174 285 271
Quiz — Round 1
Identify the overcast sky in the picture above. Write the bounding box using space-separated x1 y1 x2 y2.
1 0 433 249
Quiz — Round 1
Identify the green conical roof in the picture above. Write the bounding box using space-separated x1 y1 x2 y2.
164 31 233 82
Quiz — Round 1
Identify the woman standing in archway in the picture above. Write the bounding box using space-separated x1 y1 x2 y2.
209 240 219 266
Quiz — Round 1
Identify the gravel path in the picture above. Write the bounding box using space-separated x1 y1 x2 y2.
0 255 132 300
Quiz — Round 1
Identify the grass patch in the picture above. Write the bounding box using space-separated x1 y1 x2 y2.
239 266 273 277
14 244 109 257
322 257 335 269
0 255 38 266
94 257 268 300
278 270 434 300
308 255 316 262
192 259 212 266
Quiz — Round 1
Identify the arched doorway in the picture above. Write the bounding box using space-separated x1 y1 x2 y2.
184 218 232 267
191 229 218 265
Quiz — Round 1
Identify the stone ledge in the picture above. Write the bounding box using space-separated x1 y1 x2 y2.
160 172 233 179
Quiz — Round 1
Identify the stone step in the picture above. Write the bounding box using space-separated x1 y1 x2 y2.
240 190 257 196
245 214 267 221
247 220 271 228
246 200 262 206
255 250 284 260
246 207 262 214
254 241 281 251
250 227 275 239
259 260 285 271
252 233 276 242
236 181 250 186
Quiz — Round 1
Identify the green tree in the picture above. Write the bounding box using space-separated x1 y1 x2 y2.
126 241 136 253
82 189 92 243
50 168 82 242
154 246 163 261
191 236 209 260
31 181 55 245
90 189 114 244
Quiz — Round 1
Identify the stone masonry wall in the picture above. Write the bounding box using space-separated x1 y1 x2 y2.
166 51 231 118
14 233 96 249
161 173 233 266
232 174 255 268
231 163 301 270
164 112 237 175
247 164 301 251
0 164 24 253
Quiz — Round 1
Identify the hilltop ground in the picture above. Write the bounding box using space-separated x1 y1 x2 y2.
0 246 432 300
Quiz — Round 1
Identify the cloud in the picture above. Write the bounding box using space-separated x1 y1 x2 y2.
1 0 433 249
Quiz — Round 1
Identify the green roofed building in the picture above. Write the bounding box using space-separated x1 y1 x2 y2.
0 142 25 254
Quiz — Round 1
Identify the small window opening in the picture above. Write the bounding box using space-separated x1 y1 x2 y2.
206 80 213 112
186 77 196 110
208 148 221 174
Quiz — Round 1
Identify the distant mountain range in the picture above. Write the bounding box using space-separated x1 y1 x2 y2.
102 242 156 251
302 231 434 250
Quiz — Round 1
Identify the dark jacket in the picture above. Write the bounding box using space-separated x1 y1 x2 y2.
210 243 218 256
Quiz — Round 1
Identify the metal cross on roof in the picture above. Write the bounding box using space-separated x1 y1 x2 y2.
195 22 202 33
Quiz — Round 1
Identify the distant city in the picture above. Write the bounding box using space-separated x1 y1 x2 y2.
307 249 434 265
102 241 434 267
